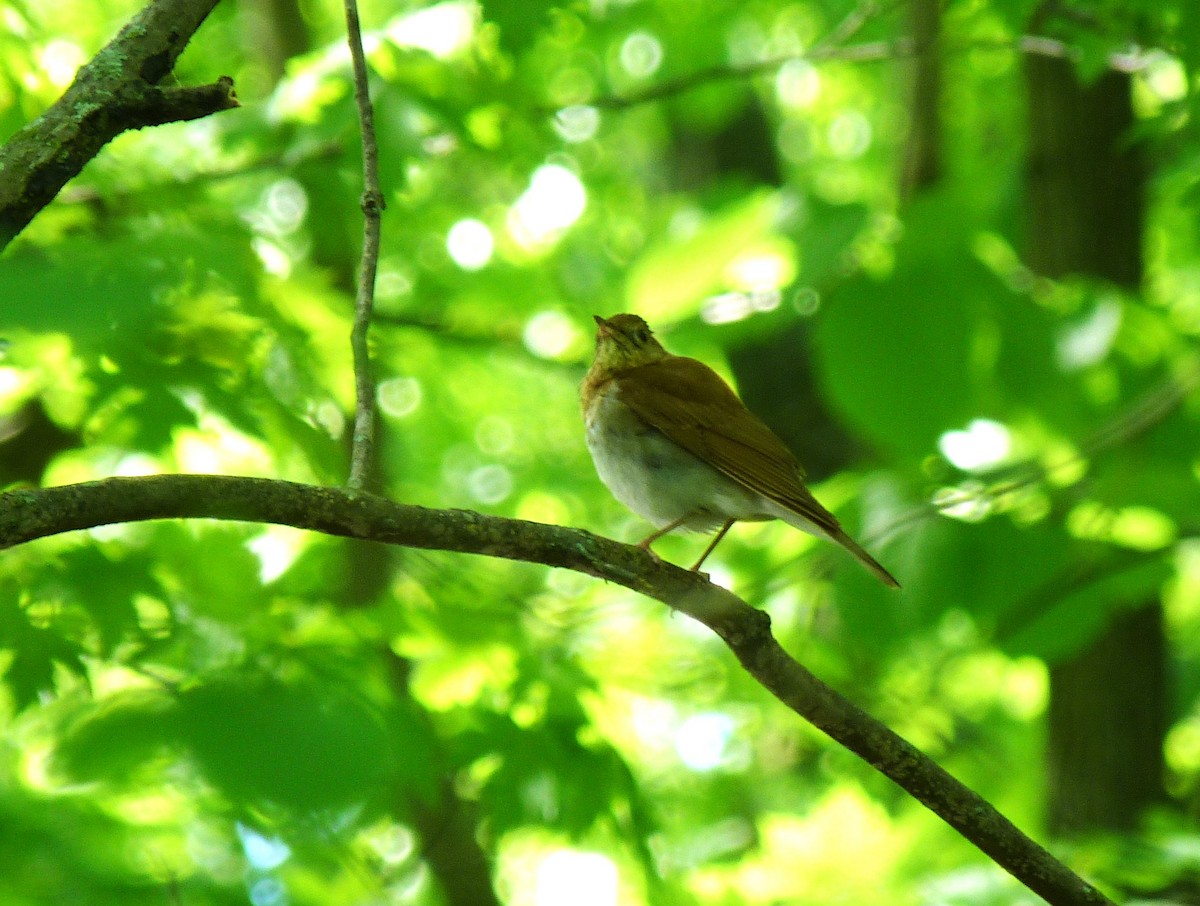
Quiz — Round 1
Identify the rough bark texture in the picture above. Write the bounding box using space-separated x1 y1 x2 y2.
0 475 1115 905
0 0 238 249
1023 54 1165 834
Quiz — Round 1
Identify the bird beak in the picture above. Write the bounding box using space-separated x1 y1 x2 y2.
593 315 611 335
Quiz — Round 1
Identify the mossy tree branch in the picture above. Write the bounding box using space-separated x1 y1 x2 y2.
0 0 238 250
0 474 1114 906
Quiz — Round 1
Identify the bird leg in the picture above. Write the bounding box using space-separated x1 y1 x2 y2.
636 514 693 562
690 519 735 572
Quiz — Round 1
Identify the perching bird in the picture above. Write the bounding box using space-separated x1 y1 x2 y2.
581 313 899 587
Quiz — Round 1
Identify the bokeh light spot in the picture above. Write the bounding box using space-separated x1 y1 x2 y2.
447 218 494 270
619 31 663 78
509 164 587 247
938 419 1012 471
378 377 423 418
536 850 618 906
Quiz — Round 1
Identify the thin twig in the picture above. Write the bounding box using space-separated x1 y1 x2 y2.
870 356 1200 546
585 34 1159 110
343 0 385 491
587 41 898 110
584 0 902 111
812 0 906 53
58 141 343 207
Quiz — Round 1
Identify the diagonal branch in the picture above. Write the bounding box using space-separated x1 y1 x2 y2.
0 474 1113 906
585 34 1158 111
0 0 238 250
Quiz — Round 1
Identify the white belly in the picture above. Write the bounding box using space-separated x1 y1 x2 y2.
584 384 765 532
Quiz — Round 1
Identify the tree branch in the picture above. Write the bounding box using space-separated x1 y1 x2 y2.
0 474 1113 906
343 0 385 491
584 35 1157 111
0 0 238 250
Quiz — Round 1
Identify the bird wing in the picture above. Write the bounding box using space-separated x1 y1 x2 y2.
616 357 842 535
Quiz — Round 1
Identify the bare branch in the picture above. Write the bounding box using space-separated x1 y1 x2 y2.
586 42 896 110
584 34 1159 111
343 0 385 491
58 141 343 207
0 0 238 250
0 475 1114 906
812 0 909 54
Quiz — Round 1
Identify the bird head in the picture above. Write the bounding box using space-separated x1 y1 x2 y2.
591 314 670 370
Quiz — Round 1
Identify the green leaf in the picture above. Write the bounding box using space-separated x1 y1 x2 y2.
53 691 177 784
792 198 871 290
480 0 554 56
460 711 624 836
814 248 982 459
54 548 154 656
179 675 395 812
0 590 89 712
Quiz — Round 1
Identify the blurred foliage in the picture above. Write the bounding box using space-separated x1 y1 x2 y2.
3 0 1200 903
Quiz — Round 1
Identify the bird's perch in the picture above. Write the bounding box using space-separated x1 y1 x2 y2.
0 474 1114 906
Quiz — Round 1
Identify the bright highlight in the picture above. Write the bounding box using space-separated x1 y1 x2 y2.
509 165 587 247
938 419 1012 471
447 218 494 270
535 850 618 906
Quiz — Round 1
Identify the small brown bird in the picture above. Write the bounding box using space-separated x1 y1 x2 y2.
581 313 899 587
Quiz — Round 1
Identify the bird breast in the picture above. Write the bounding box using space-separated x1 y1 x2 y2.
584 381 765 531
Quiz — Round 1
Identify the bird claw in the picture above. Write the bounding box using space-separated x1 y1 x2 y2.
636 540 664 565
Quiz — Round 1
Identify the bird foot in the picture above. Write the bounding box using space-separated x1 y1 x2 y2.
635 540 664 565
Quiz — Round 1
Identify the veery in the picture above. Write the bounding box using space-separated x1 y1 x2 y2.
581 313 899 587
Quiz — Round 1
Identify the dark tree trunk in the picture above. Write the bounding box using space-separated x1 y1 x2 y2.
901 0 942 199
241 0 311 87
1023 54 1165 835
1046 603 1167 832
342 409 499 904
1024 62 1144 284
729 323 863 482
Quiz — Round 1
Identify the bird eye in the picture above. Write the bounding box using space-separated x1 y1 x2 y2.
633 328 648 343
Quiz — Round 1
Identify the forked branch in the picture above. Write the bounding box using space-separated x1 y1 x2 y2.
0 0 238 249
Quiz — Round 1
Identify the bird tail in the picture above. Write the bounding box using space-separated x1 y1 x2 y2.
767 497 900 588
830 528 900 588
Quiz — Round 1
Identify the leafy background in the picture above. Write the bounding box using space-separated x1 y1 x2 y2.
3 0 1200 903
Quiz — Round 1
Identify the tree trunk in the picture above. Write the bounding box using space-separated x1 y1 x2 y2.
1046 603 1167 832
241 0 311 87
1023 53 1165 835
901 0 942 199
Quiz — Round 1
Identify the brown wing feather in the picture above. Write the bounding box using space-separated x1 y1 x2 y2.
616 357 842 535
